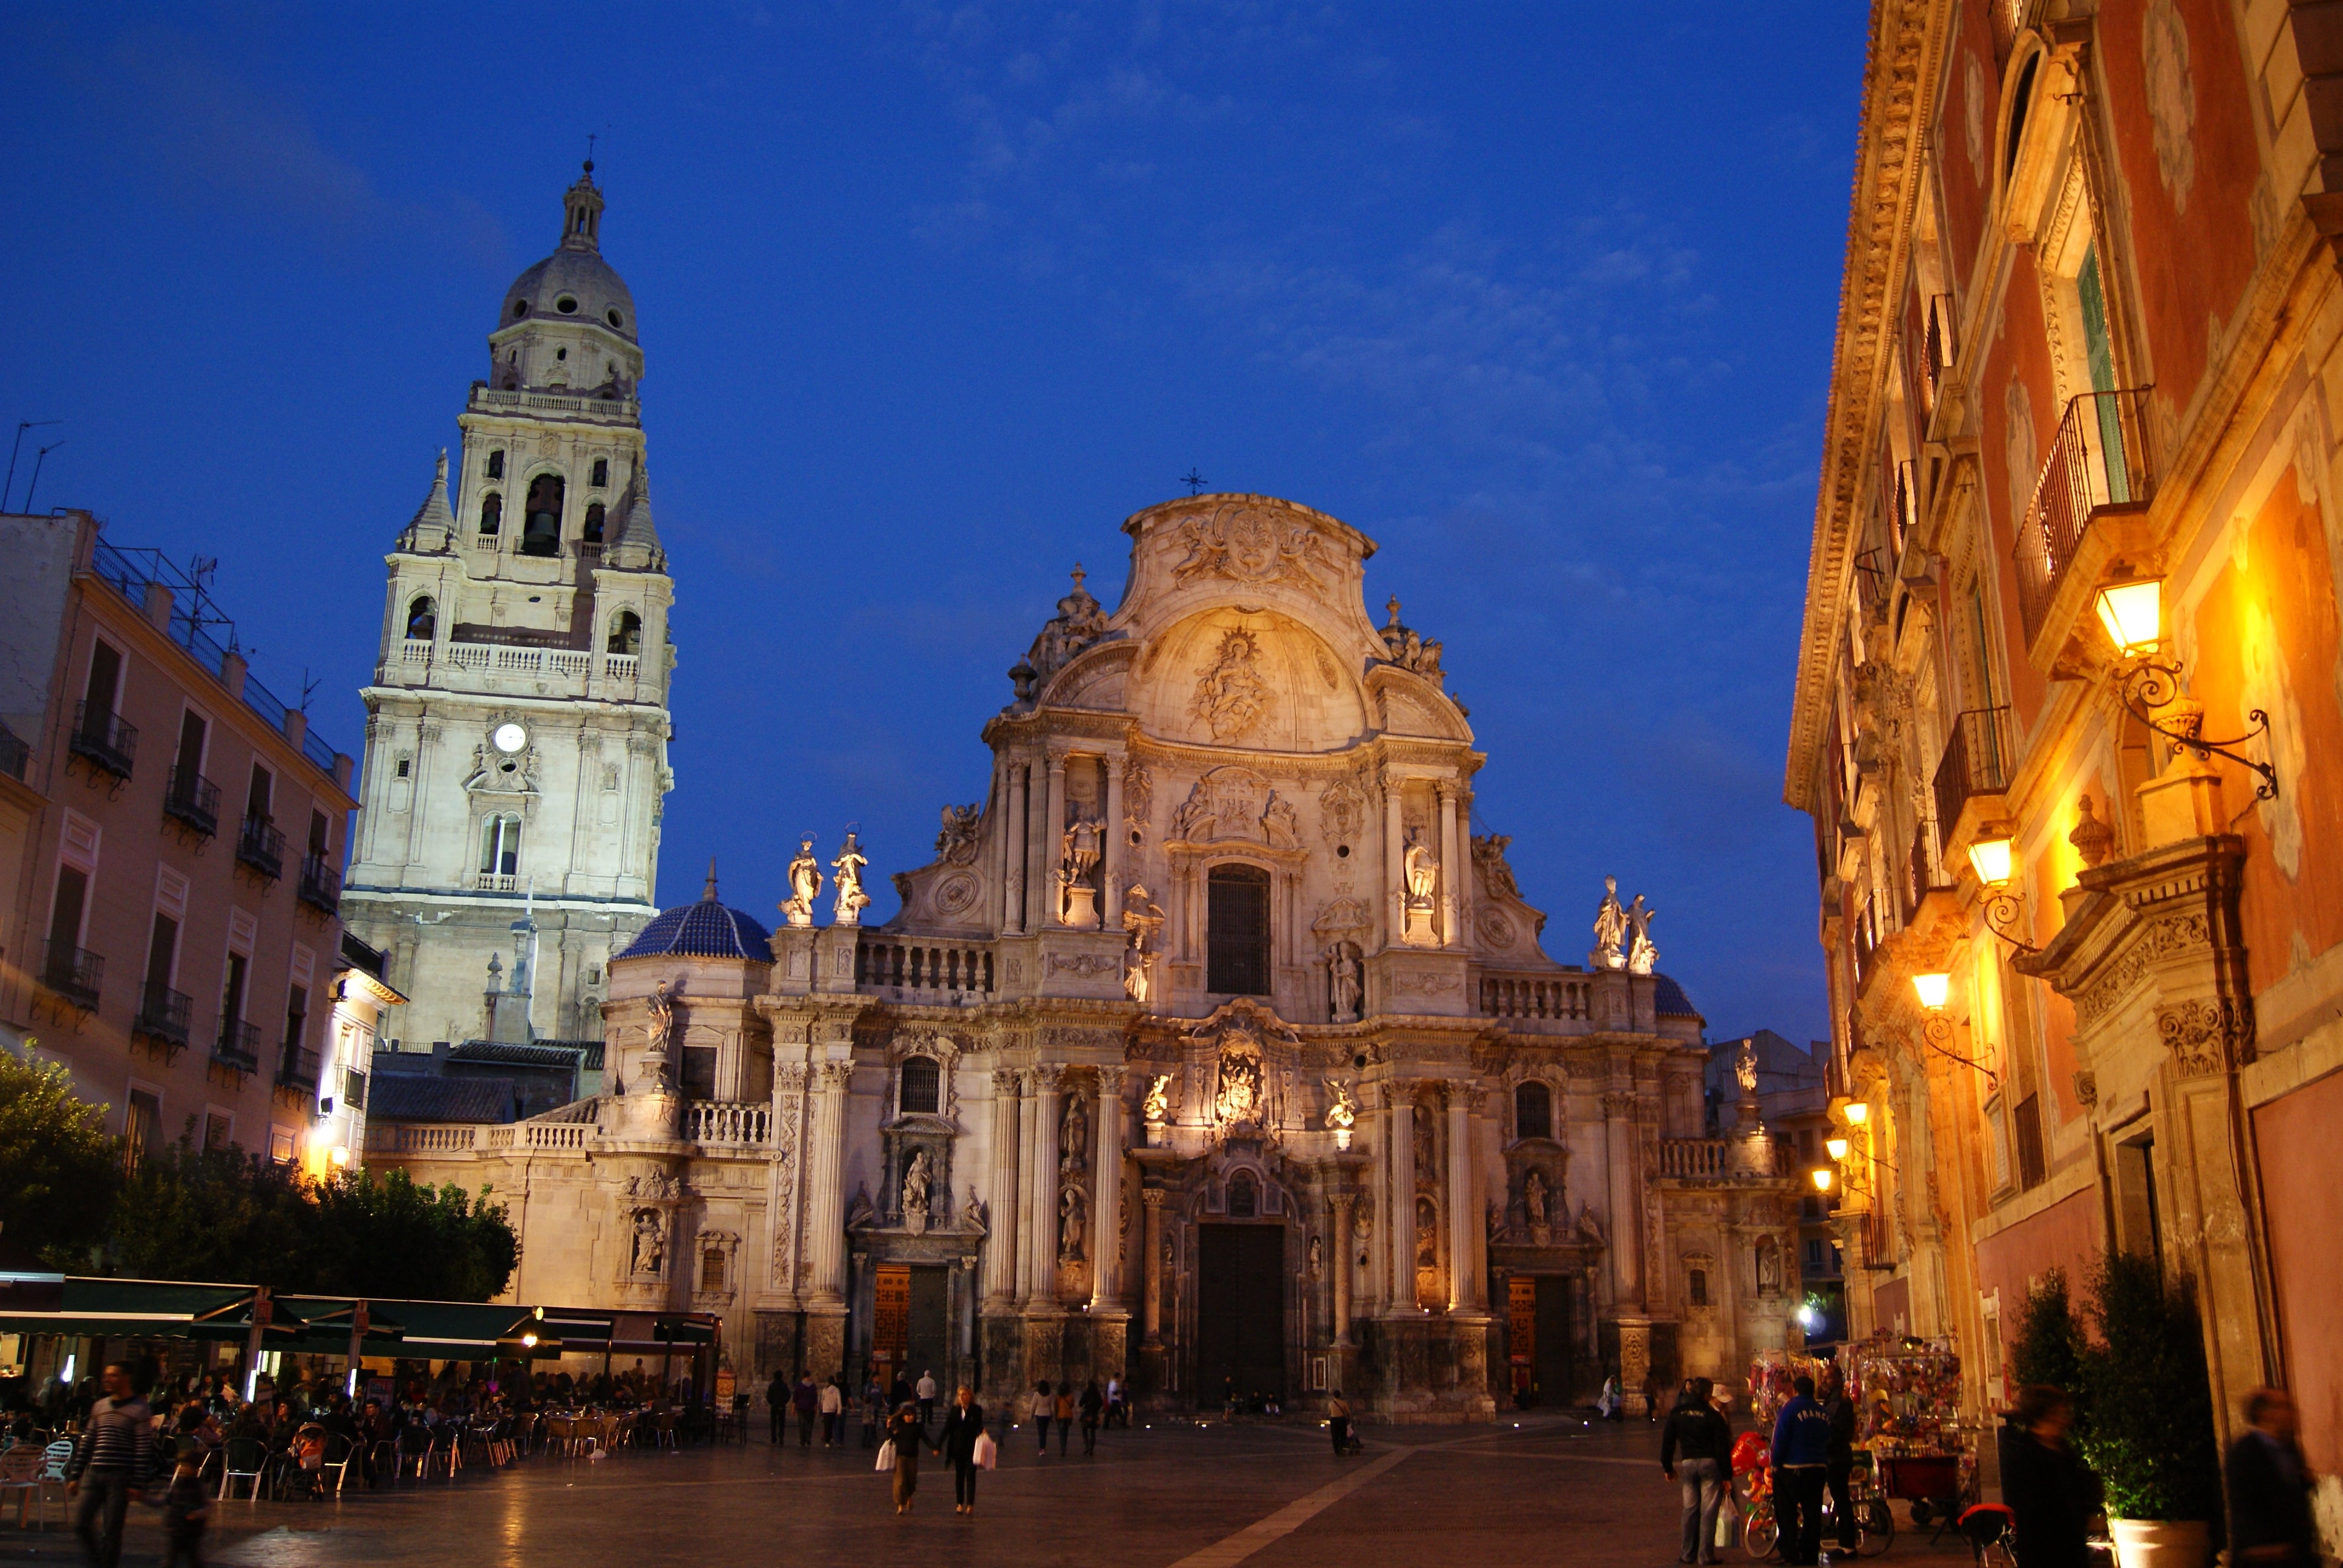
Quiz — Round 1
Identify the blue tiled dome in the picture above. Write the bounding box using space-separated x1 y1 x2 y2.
1653 973 1700 1020
615 867 771 962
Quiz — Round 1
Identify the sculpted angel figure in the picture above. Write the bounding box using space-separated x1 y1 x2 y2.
831 831 871 926
1624 894 1658 975
1402 828 1438 909
781 835 823 926
1591 875 1628 968
1142 1074 1172 1123
1322 1076 1358 1132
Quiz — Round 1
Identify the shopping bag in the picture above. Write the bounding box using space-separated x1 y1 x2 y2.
876 1441 896 1472
1715 1500 1741 1552
973 1432 997 1471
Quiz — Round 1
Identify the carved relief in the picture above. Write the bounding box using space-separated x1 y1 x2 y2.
1170 503 1332 587
935 804 982 865
2155 996 2253 1076
1190 630 1273 742
1317 776 1369 849
1122 759 1153 832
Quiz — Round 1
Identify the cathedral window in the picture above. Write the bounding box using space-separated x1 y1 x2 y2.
590 457 609 488
700 1248 726 1293
899 1056 939 1116
608 610 643 655
1227 1170 1259 1217
583 502 605 544
681 1044 717 1100
478 493 502 537
1688 1268 1709 1307
520 474 564 557
1514 1081 1553 1142
1206 863 1271 996
479 814 522 878
405 596 436 641
486 449 505 480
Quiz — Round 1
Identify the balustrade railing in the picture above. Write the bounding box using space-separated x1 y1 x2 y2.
687 1100 772 1146
856 939 995 996
369 1123 477 1154
2013 387 2154 644
1478 972 1591 1022
1932 704 2012 851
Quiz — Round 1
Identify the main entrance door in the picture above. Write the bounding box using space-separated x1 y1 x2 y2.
873 1264 951 1389
1195 1224 1284 1407
1505 1273 1576 1405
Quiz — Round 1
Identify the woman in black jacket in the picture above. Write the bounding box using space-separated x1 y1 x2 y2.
936 1387 987 1515
2000 1386 2102 1568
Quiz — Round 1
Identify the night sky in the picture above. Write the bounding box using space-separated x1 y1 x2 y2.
1 5 1863 1045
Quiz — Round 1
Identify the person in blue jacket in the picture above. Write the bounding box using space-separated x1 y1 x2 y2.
1769 1374 1835 1566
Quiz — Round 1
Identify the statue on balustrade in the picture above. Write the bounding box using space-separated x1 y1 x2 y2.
782 835 823 927
832 831 871 926
1625 894 1658 976
1592 876 1628 969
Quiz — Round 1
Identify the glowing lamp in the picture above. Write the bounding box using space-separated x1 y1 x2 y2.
2094 578 2163 656
1826 1136 1850 1161
520 1332 539 1349
1810 1168 1834 1194
1967 834 2016 888
329 1145 350 1167
1912 972 1951 1011
1844 1101 1870 1127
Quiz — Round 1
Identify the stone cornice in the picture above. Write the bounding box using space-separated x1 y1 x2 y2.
1784 0 1945 812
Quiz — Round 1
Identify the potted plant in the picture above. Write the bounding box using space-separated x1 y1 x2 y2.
2077 1252 2223 1568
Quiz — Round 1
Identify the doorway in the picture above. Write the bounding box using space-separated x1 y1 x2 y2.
1195 1224 1284 1407
872 1264 951 1391
1507 1274 1573 1405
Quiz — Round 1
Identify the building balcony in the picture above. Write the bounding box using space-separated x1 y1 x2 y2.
236 815 286 880
213 1019 261 1074
1478 970 1593 1025
0 724 28 782
278 1045 320 1094
1656 1137 1795 1183
297 854 341 915
1932 704 2012 866
687 1100 772 1148
2013 387 2155 662
134 980 193 1051
38 939 103 1011
854 938 996 1000
68 701 136 780
164 765 221 838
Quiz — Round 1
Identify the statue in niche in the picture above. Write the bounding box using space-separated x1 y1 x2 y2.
1308 1234 1322 1275
781 835 823 927
1625 894 1659 975
1057 811 1103 926
1142 1074 1172 1124
1060 1187 1087 1262
1524 1168 1550 1228
1325 942 1363 1024
1063 811 1101 888
831 831 870 926
1190 628 1273 742
1214 1032 1263 1125
631 1209 666 1275
1756 1235 1783 1296
1414 1109 1438 1190
900 1149 933 1232
1122 883 1165 1005
1263 793 1300 849
1592 875 1628 969
1402 828 1438 910
1060 1096 1089 1175
936 804 982 866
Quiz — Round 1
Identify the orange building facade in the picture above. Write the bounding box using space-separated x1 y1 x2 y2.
1786 0 2343 1529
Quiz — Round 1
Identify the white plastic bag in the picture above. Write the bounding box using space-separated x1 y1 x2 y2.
1715 1498 1740 1552
974 1432 997 1471
876 1440 896 1472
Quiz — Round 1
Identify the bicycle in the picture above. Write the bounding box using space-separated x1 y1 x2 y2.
1739 1463 1894 1560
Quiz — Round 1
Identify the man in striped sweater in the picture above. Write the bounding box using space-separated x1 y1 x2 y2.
66 1361 152 1568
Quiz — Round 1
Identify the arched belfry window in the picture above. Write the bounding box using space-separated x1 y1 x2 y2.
405 596 437 642
486 449 505 480
608 610 642 655
478 493 502 538
899 1057 939 1116
521 474 564 557
1515 1080 1553 1142
1206 863 1271 996
479 814 522 878
583 501 605 544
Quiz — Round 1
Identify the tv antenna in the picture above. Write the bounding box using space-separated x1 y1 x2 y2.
23 440 65 512
5 420 60 512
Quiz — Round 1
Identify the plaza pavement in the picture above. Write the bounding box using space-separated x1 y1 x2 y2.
0 1411 1977 1568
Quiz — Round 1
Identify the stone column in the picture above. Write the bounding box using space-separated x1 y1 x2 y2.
1042 753 1069 926
1027 755 1058 930
1388 1086 1417 1310
1381 769 1405 952
1014 1072 1040 1300
1032 1067 1063 1302
1092 1067 1126 1307
1603 1089 1643 1308
1003 762 1028 935
1329 1192 1357 1344
806 1058 854 1305
1446 1089 1481 1310
1436 783 1461 948
1102 758 1126 928
1141 1187 1167 1345
986 1068 1021 1305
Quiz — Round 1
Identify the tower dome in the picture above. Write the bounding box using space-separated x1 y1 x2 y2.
498 162 638 342
614 866 772 962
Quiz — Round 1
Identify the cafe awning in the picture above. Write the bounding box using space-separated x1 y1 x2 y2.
0 1278 270 1341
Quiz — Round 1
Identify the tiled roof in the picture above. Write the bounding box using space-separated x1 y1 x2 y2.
615 888 770 962
1653 974 1701 1019
370 1076 517 1124
449 1040 587 1069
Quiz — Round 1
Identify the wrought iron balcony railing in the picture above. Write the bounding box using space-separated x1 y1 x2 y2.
213 1019 261 1073
237 815 286 880
1932 704 2013 852
165 765 221 838
38 939 103 1010
70 701 137 780
297 854 341 915
135 980 193 1049
2014 388 2154 645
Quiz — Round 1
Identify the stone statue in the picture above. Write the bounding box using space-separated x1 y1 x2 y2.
1064 811 1101 887
1057 811 1103 927
1575 1201 1605 1247
781 835 822 927
1326 943 1363 1024
1122 883 1166 1005
1735 1037 1759 1096
1142 1074 1172 1123
1402 827 1438 909
831 831 870 926
1214 1036 1263 1125
1624 894 1658 975
1524 1168 1550 1227
845 1183 875 1229
644 979 677 1079
1756 1235 1782 1295
966 1184 988 1231
1322 1077 1358 1133
1059 1187 1086 1261
1592 875 1627 969
935 803 982 865
1060 1095 1088 1174
900 1149 933 1224
631 1209 665 1275
1308 1234 1323 1274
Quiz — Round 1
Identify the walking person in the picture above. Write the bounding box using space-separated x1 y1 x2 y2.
1079 1379 1104 1456
937 1386 988 1516
1327 1389 1354 1457
916 1370 938 1428
1769 1374 1833 1567
819 1376 844 1447
1999 1385 2100 1568
1821 1366 1860 1561
862 1373 884 1449
1053 1383 1075 1455
884 1403 923 1515
2227 1388 2318 1568
1031 1382 1054 1454
1644 1368 1668 1423
1106 1374 1127 1428
1598 1373 1624 1420
793 1374 818 1448
1662 1377 1732 1565
65 1361 152 1568
161 1437 211 1568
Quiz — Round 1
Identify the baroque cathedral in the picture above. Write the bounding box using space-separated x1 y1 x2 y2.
364 169 1804 1419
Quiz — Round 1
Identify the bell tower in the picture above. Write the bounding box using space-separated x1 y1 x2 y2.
343 164 674 1049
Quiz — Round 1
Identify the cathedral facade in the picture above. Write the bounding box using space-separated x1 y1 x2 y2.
364 315 1805 1409
342 166 673 1049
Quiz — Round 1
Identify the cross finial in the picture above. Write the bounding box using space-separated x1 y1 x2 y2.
585 133 597 175
1181 467 1205 495
704 857 719 902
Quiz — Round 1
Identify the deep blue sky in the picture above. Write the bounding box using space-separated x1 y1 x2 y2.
2 5 1862 1045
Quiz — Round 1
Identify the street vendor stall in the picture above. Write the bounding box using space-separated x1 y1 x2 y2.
1853 1336 1971 1532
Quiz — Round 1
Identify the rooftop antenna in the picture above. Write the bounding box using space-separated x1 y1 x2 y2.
1180 467 1206 496
5 420 60 512
301 668 321 713
23 440 64 512
586 131 597 172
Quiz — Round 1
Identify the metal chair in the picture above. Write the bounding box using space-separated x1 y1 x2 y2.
0 1445 45 1529
319 1432 358 1495
218 1436 266 1503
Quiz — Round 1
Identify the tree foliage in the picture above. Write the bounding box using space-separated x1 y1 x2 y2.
306 1166 518 1301
2010 1267 2089 1410
2076 1251 2223 1523
0 1043 122 1265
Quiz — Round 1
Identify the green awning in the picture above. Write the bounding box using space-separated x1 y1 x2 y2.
0 1277 266 1341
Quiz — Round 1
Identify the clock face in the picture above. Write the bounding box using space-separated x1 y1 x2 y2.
490 722 529 756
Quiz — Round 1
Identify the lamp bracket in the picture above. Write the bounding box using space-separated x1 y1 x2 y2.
1980 887 2040 957
2120 658 2279 801
1921 1012 2000 1089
